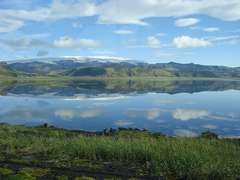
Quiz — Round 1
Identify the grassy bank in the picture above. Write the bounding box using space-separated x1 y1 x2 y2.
0 124 239 179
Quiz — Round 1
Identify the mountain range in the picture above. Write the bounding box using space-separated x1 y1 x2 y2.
1 57 240 78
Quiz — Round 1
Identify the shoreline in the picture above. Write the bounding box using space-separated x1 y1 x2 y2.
5 123 239 140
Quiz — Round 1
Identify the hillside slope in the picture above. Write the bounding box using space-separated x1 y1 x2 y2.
4 58 240 78
0 62 17 77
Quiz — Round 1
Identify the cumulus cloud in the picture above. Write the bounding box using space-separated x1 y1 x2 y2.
172 109 209 121
173 36 211 48
53 36 99 48
113 29 134 35
175 18 199 27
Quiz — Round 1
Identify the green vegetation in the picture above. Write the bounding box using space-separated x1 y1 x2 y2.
75 176 95 180
62 65 240 78
0 167 14 175
0 64 17 77
0 124 239 179
18 168 50 177
4 174 36 180
2 60 240 79
56 175 69 180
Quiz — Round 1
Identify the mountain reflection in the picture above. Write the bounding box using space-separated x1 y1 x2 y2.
1 79 240 97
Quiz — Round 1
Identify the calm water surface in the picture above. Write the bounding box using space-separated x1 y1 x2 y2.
0 79 240 137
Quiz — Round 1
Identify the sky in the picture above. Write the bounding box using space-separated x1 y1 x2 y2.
0 0 240 66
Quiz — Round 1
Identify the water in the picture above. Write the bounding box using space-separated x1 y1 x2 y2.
0 79 240 137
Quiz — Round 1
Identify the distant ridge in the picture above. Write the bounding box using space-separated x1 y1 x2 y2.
1 57 240 78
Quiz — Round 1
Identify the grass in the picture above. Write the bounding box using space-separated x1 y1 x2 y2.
0 167 14 175
4 174 36 180
18 168 50 177
0 124 239 179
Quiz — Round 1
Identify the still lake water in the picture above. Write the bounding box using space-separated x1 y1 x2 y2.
0 79 240 137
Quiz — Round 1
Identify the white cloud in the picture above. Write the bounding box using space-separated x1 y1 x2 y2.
93 50 115 55
0 0 97 32
174 129 198 137
126 35 162 48
115 120 134 126
146 108 161 120
1 0 240 32
97 0 240 25
79 109 102 118
202 124 217 129
0 37 50 49
156 33 167 37
203 27 219 32
207 35 240 42
55 109 75 120
172 109 209 121
63 56 129 62
113 29 134 35
0 18 24 32
50 0 96 18
205 35 240 45
0 34 100 50
147 36 161 48
175 18 199 27
55 108 101 120
173 36 211 48
2 0 97 22
72 21 82 28
53 36 99 48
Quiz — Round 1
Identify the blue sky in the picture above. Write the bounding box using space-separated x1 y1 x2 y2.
0 0 240 66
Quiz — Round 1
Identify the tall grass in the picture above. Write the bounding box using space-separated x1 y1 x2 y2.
0 124 239 179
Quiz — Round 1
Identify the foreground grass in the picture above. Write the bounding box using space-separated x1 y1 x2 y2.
0 124 239 179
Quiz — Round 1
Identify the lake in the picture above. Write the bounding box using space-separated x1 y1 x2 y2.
0 79 240 137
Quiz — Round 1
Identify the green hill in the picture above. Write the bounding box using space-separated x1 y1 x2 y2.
0 63 17 77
